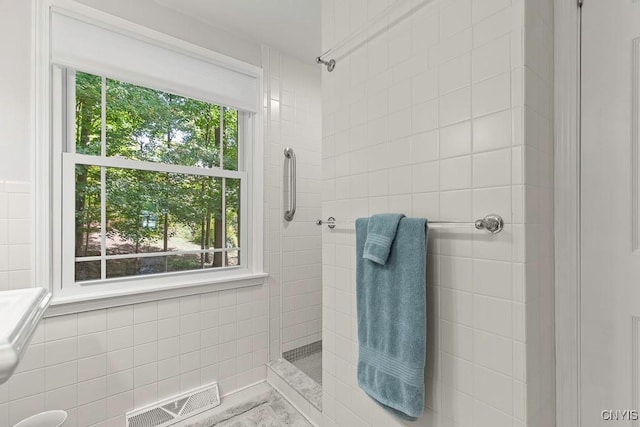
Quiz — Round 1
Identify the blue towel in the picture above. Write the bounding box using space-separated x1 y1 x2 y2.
363 213 405 265
356 217 428 420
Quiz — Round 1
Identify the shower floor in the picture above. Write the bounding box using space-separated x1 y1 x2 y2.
283 341 322 385
289 351 322 384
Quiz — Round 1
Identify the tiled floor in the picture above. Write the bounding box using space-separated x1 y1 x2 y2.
185 382 311 427
290 352 322 385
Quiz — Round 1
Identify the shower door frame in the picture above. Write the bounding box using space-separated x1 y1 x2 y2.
555 1 582 426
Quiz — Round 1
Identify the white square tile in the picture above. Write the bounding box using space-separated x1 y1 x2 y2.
134 342 158 367
45 384 77 411
472 149 511 188
441 288 473 327
439 53 471 95
473 295 512 337
45 337 77 366
439 86 471 127
107 370 133 397
473 109 512 152
441 0 472 39
7 219 30 244
411 130 439 163
15 343 44 374
472 259 512 299
133 383 158 408
107 391 133 420
472 35 511 82
45 361 77 391
133 363 157 388
45 315 77 342
411 192 440 218
78 354 107 382
472 72 511 117
439 190 472 222
473 365 513 415
8 244 31 271
107 306 133 329
133 302 157 324
440 156 471 191
78 310 107 335
412 100 439 134
412 161 439 193
7 194 29 219
411 69 439 105
76 397 107 426
472 399 513 427
474 329 513 376
8 369 45 400
78 331 107 359
107 327 133 352
158 299 180 319
440 121 471 159
77 376 107 406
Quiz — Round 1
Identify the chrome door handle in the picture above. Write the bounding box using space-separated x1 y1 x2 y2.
284 147 296 221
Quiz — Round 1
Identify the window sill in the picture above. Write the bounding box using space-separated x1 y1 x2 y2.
44 271 268 317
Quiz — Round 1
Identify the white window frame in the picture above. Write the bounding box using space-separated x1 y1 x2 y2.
34 0 265 316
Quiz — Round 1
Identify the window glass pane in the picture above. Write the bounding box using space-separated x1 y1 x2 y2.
105 78 238 170
226 250 240 268
75 165 101 258
226 178 240 249
223 107 238 171
75 72 102 155
75 261 101 282
89 166 234 280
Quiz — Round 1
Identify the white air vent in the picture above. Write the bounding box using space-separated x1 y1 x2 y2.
126 382 220 427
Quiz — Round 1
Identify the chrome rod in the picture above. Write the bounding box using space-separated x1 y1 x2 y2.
316 214 505 234
283 147 296 221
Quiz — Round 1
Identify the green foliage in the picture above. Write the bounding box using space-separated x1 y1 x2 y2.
74 72 241 278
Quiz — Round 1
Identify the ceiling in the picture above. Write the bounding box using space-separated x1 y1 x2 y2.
153 0 321 63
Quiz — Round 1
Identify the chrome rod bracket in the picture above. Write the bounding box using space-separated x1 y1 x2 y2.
316 217 336 229
474 214 504 234
316 57 336 72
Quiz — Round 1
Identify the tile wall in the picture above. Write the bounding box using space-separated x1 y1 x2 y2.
263 46 324 355
0 291 269 426
320 0 554 426
0 181 32 291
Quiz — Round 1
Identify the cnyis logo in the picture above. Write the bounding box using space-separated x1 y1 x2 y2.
601 410 639 421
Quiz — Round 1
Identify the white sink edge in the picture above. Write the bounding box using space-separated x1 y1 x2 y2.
0 288 51 384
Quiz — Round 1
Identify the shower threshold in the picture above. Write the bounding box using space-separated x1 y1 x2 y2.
267 343 322 413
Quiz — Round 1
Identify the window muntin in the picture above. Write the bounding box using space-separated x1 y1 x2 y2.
66 71 245 285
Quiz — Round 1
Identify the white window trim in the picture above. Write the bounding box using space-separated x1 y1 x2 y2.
34 0 265 316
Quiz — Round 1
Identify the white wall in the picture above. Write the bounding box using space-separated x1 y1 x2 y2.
262 46 323 355
0 0 33 182
523 0 555 425
0 272 269 426
0 1 278 425
320 0 554 426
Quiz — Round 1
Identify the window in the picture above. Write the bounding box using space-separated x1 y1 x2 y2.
68 71 244 284
37 3 264 307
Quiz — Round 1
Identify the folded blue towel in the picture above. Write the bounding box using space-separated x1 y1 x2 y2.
363 213 405 265
356 217 428 420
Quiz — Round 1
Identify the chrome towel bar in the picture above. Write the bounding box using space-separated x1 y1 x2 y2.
316 214 504 234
